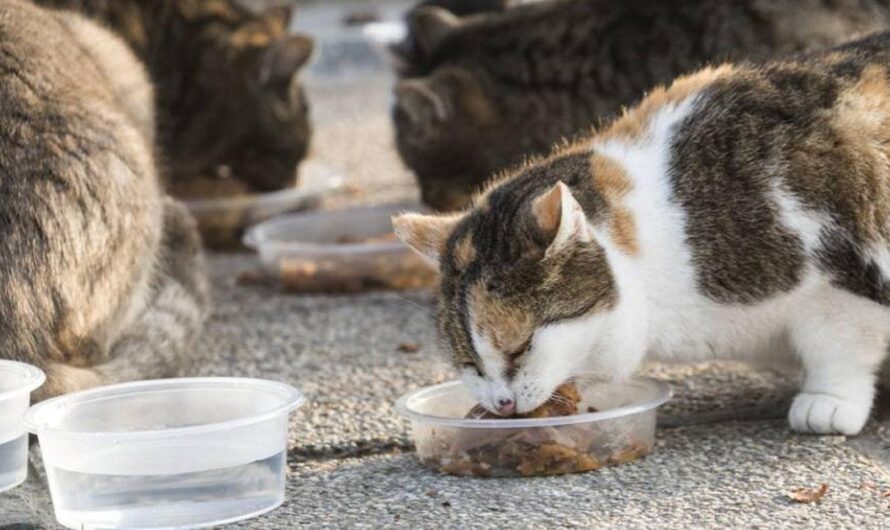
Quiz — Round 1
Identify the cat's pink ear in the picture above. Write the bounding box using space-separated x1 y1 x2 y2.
411 6 461 55
532 182 591 257
392 212 462 268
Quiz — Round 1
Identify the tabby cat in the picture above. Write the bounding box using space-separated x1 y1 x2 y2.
396 32 890 435
0 0 208 397
394 0 890 210
36 0 314 195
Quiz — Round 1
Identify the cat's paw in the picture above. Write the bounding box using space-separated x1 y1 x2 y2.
788 392 870 435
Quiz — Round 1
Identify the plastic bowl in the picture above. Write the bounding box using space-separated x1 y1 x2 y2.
243 203 437 293
185 161 343 249
0 360 45 492
23 377 304 530
395 377 672 477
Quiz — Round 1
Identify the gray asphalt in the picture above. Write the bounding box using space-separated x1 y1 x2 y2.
3 1 890 528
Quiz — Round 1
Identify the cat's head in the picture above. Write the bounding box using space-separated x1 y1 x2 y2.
389 1 511 77
394 152 619 415
392 5 583 211
393 64 517 211
158 2 314 192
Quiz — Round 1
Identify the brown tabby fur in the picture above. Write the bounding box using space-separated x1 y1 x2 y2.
0 0 209 398
36 0 314 195
395 0 890 210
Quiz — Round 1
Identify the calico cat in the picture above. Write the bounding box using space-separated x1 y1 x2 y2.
0 0 209 398
395 32 890 435
394 0 890 210
35 0 314 195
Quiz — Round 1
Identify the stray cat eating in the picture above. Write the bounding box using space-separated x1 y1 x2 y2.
396 32 890 435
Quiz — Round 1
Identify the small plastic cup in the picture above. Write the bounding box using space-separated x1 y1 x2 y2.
23 377 304 530
0 360 45 493
396 377 672 477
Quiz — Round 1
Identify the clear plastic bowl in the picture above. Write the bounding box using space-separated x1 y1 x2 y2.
0 360 45 492
396 377 672 477
243 204 437 293
22 377 304 530
185 161 344 249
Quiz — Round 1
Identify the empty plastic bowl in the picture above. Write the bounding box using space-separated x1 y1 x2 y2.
0 360 45 492
243 204 436 292
23 377 304 530
396 377 671 477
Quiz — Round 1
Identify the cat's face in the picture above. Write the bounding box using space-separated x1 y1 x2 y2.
394 153 617 414
393 67 507 211
160 3 313 192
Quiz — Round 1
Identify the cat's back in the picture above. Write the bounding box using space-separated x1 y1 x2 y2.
0 0 154 173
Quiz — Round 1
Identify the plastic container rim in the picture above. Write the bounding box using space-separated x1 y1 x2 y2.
0 360 46 402
242 203 417 253
394 377 672 429
22 377 304 440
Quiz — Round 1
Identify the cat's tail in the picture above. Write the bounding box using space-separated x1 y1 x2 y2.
37 199 210 400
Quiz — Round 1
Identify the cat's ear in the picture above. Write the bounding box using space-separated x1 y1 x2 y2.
532 182 591 257
260 34 314 87
260 6 294 32
410 6 461 55
392 212 462 268
395 79 449 124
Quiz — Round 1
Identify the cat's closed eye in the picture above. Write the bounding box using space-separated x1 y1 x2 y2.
461 362 483 376
507 339 531 362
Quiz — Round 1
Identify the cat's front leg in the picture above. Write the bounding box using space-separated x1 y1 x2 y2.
787 288 890 435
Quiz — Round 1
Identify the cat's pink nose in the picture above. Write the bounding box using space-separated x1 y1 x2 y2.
496 398 515 416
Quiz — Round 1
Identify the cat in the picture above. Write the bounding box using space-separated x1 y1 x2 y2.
394 31 890 435
389 0 512 77
394 0 890 211
0 0 209 398
34 0 314 195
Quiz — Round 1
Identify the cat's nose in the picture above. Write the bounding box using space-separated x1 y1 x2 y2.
496 398 515 416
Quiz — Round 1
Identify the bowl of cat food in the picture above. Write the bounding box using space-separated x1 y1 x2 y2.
182 161 344 249
0 360 45 492
22 377 304 530
243 203 437 293
396 377 671 477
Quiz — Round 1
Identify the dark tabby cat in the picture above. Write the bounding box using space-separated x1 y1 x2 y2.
0 0 208 397
390 0 511 77
394 0 890 210
36 0 314 195
396 32 890 435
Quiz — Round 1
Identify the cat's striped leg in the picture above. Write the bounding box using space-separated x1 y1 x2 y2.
788 287 890 435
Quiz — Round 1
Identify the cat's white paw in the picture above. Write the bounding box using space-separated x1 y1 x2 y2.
788 392 870 435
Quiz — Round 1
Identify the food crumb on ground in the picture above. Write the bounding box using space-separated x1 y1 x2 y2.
789 483 829 504
398 342 421 353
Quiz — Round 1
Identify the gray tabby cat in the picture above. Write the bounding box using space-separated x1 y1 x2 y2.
0 0 209 398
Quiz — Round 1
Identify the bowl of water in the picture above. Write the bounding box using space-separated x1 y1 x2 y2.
0 360 45 492
23 377 304 530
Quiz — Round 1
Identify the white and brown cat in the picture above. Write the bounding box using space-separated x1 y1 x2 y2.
395 33 890 435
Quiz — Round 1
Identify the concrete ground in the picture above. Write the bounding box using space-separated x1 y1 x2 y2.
3 1 890 528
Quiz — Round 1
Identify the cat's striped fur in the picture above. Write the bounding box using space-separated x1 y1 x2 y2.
395 32 890 434
0 0 208 398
